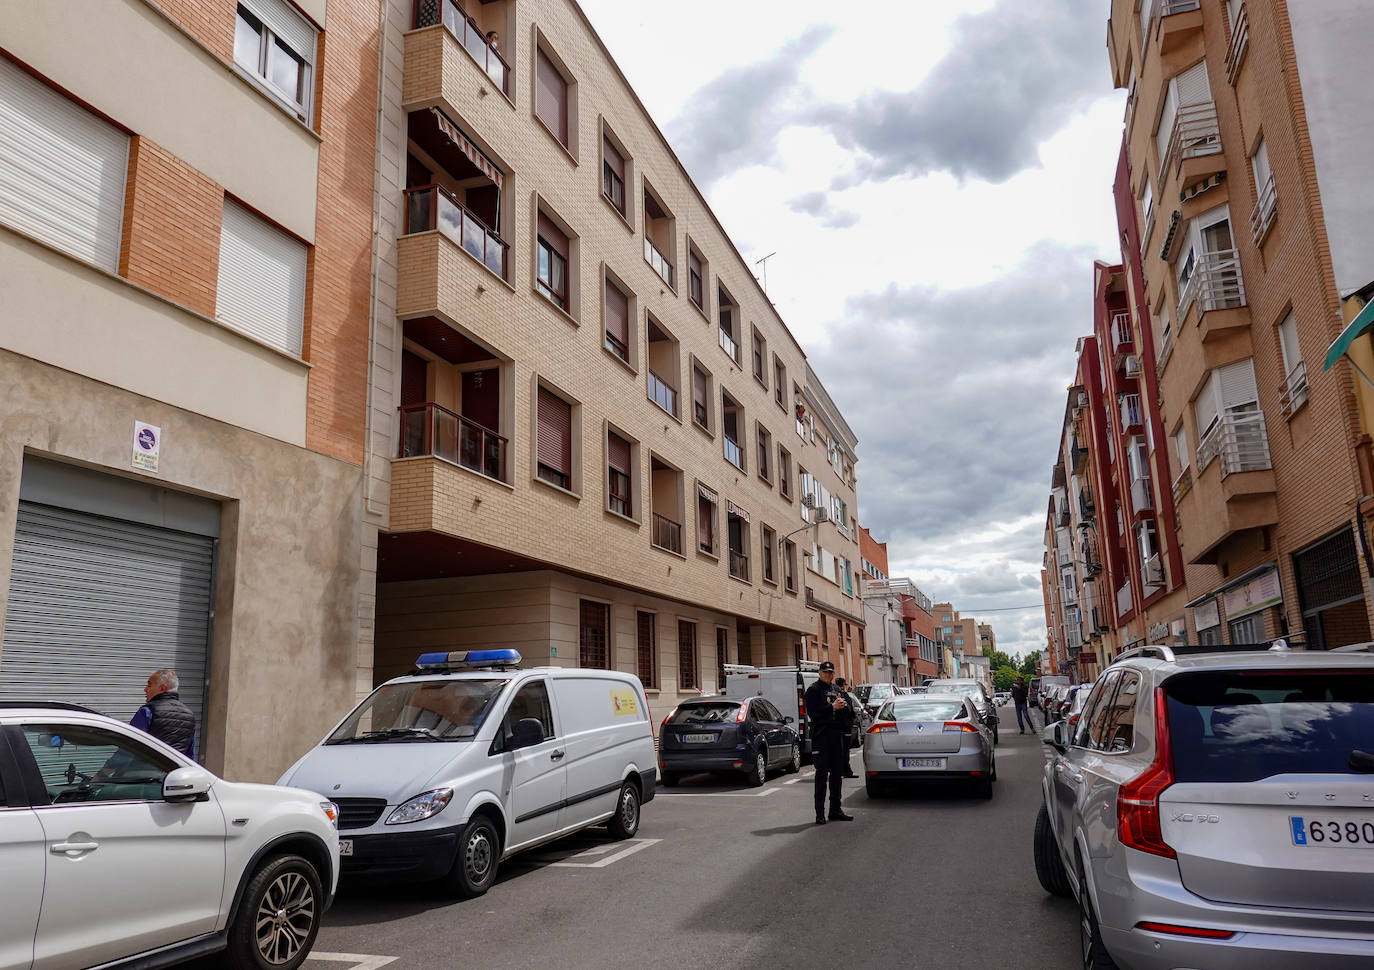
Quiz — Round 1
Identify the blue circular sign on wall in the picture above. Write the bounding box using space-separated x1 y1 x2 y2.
137 428 157 451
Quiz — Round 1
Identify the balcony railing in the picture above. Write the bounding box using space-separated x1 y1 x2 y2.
399 402 506 482
718 327 738 361
1197 410 1271 476
1112 312 1133 351
1119 393 1143 431
1131 475 1154 513
651 513 683 555
644 236 673 287
1225 1 1250 85
1060 585 1078 607
405 185 507 279
723 436 744 470
1172 466 1193 504
1117 581 1133 617
414 0 512 96
1178 248 1245 321
1279 360 1309 417
729 550 750 581
1159 325 1175 371
1078 491 1096 521
647 370 678 418
1143 553 1165 587
1250 175 1277 246
1165 101 1222 176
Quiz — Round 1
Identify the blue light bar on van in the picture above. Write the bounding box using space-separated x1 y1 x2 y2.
415 649 522 670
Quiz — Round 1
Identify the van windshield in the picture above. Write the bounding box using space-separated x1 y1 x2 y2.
326 678 507 743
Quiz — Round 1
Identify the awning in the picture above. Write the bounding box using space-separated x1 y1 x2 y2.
1324 297 1374 370
430 108 502 188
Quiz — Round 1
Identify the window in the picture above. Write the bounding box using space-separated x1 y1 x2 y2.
715 628 728 691
491 680 554 752
217 198 308 356
778 447 792 500
649 454 685 554
756 425 772 482
1155 61 1213 169
1229 612 1263 644
643 183 675 288
773 356 787 410
688 246 706 311
602 134 625 215
1174 428 1190 472
718 285 739 363
1277 311 1308 414
0 58 129 273
1094 671 1140 753
637 612 657 689
535 45 571 149
761 525 777 584
1140 179 1155 242
536 213 570 311
728 506 750 582
646 316 680 418
536 385 573 490
722 391 745 470
607 429 633 518
678 620 699 690
1194 358 1261 469
692 361 712 432
783 538 798 592
1251 137 1276 243
751 327 768 385
697 483 719 555
234 1 316 122
579 600 610 669
21 724 174 805
603 273 631 364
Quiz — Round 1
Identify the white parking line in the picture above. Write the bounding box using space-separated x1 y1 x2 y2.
528 837 662 868
655 786 782 797
306 953 398 970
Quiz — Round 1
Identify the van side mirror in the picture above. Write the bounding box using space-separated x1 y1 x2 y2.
511 718 545 750
163 766 213 802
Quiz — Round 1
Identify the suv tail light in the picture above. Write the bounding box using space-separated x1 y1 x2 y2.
1117 687 1176 859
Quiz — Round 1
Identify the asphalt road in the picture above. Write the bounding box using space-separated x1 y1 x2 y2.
277 722 1080 970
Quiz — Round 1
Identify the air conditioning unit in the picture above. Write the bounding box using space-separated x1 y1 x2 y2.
1143 554 1164 585
813 507 832 524
1125 355 1144 378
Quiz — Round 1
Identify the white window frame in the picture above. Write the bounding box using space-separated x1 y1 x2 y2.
234 0 317 124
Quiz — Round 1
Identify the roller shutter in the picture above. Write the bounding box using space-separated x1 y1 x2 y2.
0 503 214 737
216 198 307 356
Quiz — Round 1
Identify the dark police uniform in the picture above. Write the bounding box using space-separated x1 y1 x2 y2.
804 674 854 822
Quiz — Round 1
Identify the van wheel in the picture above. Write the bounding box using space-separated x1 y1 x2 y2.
224 854 322 970
745 749 767 787
785 742 801 774
1033 803 1071 897
607 781 640 840
442 816 500 898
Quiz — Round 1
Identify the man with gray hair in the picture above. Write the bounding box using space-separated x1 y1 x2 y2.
129 668 196 759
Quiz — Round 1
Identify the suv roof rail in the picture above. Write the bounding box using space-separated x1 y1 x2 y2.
1331 641 1374 653
1113 645 1176 665
0 701 102 714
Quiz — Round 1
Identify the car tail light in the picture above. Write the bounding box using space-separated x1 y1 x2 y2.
1117 687 1176 859
1135 921 1235 940
867 721 896 734
734 705 748 722
943 722 980 733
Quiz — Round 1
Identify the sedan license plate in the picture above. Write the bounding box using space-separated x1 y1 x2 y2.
338 839 353 857
682 733 716 743
1291 816 1374 848
899 758 945 770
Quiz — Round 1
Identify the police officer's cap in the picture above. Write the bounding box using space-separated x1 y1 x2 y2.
818 661 835 672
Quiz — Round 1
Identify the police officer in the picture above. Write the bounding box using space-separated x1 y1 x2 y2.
834 677 860 778
803 661 854 824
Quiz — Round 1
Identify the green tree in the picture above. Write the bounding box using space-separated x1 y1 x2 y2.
993 666 1021 692
1020 653 1040 677
983 647 1016 671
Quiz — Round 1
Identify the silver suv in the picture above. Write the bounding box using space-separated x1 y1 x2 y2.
1033 644 1374 969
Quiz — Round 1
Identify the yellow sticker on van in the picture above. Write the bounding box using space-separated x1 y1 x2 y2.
610 688 638 716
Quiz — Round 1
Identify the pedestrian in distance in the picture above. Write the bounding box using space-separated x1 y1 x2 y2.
803 661 854 824
834 677 860 778
1010 676 1034 735
131 668 197 759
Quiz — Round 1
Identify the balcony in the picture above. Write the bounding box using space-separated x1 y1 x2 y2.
723 436 744 470
1225 2 1250 85
1250 175 1277 247
651 512 683 555
718 327 738 362
1164 102 1223 180
1112 312 1133 352
1117 581 1133 618
1197 410 1271 476
647 370 678 418
1156 0 1204 54
1178 417 1279 565
729 550 750 582
1279 361 1310 418
1178 249 1245 329
1070 438 1087 474
413 0 511 97
399 402 506 482
1172 466 1193 505
1119 393 1144 433
1060 585 1078 607
1130 475 1154 514
405 185 507 280
644 236 673 288
1078 490 1096 522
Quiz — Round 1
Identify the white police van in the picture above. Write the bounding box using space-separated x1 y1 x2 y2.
278 650 655 896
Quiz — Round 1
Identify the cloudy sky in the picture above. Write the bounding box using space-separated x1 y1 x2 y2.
579 0 1125 659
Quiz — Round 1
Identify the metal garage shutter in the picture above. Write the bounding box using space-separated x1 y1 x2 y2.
0 502 214 735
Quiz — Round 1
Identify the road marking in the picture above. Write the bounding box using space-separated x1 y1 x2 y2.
527 837 662 868
306 953 398 970
655 786 782 797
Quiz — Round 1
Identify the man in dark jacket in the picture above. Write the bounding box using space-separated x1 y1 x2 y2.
804 661 854 824
1011 677 1034 735
834 677 860 777
131 668 197 759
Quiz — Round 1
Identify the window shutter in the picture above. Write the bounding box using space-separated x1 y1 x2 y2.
1218 358 1258 410
689 250 702 279
604 278 628 346
607 431 631 475
537 212 568 259
1176 61 1211 107
535 49 568 145
1277 313 1301 376
1251 139 1271 188
1155 82 1177 165
603 136 623 179
217 199 307 356
0 58 128 272
247 0 317 63
537 387 572 477
693 367 707 408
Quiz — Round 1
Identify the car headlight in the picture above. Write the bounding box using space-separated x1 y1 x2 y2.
319 801 340 829
385 788 453 825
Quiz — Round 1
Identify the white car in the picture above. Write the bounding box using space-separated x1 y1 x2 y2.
0 702 340 970
279 649 656 897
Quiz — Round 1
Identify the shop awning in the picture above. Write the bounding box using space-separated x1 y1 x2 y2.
1324 298 1374 371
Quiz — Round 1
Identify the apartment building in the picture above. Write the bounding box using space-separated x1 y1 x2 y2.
932 602 982 678
365 0 862 724
1101 0 1374 649
0 0 378 779
861 573 936 687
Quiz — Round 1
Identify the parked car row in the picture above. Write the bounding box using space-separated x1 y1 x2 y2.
1032 642 1374 970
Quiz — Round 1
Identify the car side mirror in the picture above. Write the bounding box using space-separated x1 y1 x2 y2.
163 766 213 803
1042 722 1066 749
782 715 795 724
511 717 545 750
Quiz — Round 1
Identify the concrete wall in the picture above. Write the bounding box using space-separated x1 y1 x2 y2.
0 350 364 783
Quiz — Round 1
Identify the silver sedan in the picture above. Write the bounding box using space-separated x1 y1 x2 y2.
862 693 997 799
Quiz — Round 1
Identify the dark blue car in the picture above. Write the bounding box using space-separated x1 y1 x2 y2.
658 696 801 787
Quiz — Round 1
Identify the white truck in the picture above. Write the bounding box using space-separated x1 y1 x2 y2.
723 661 820 762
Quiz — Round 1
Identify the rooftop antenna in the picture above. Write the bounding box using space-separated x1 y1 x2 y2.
755 251 777 294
